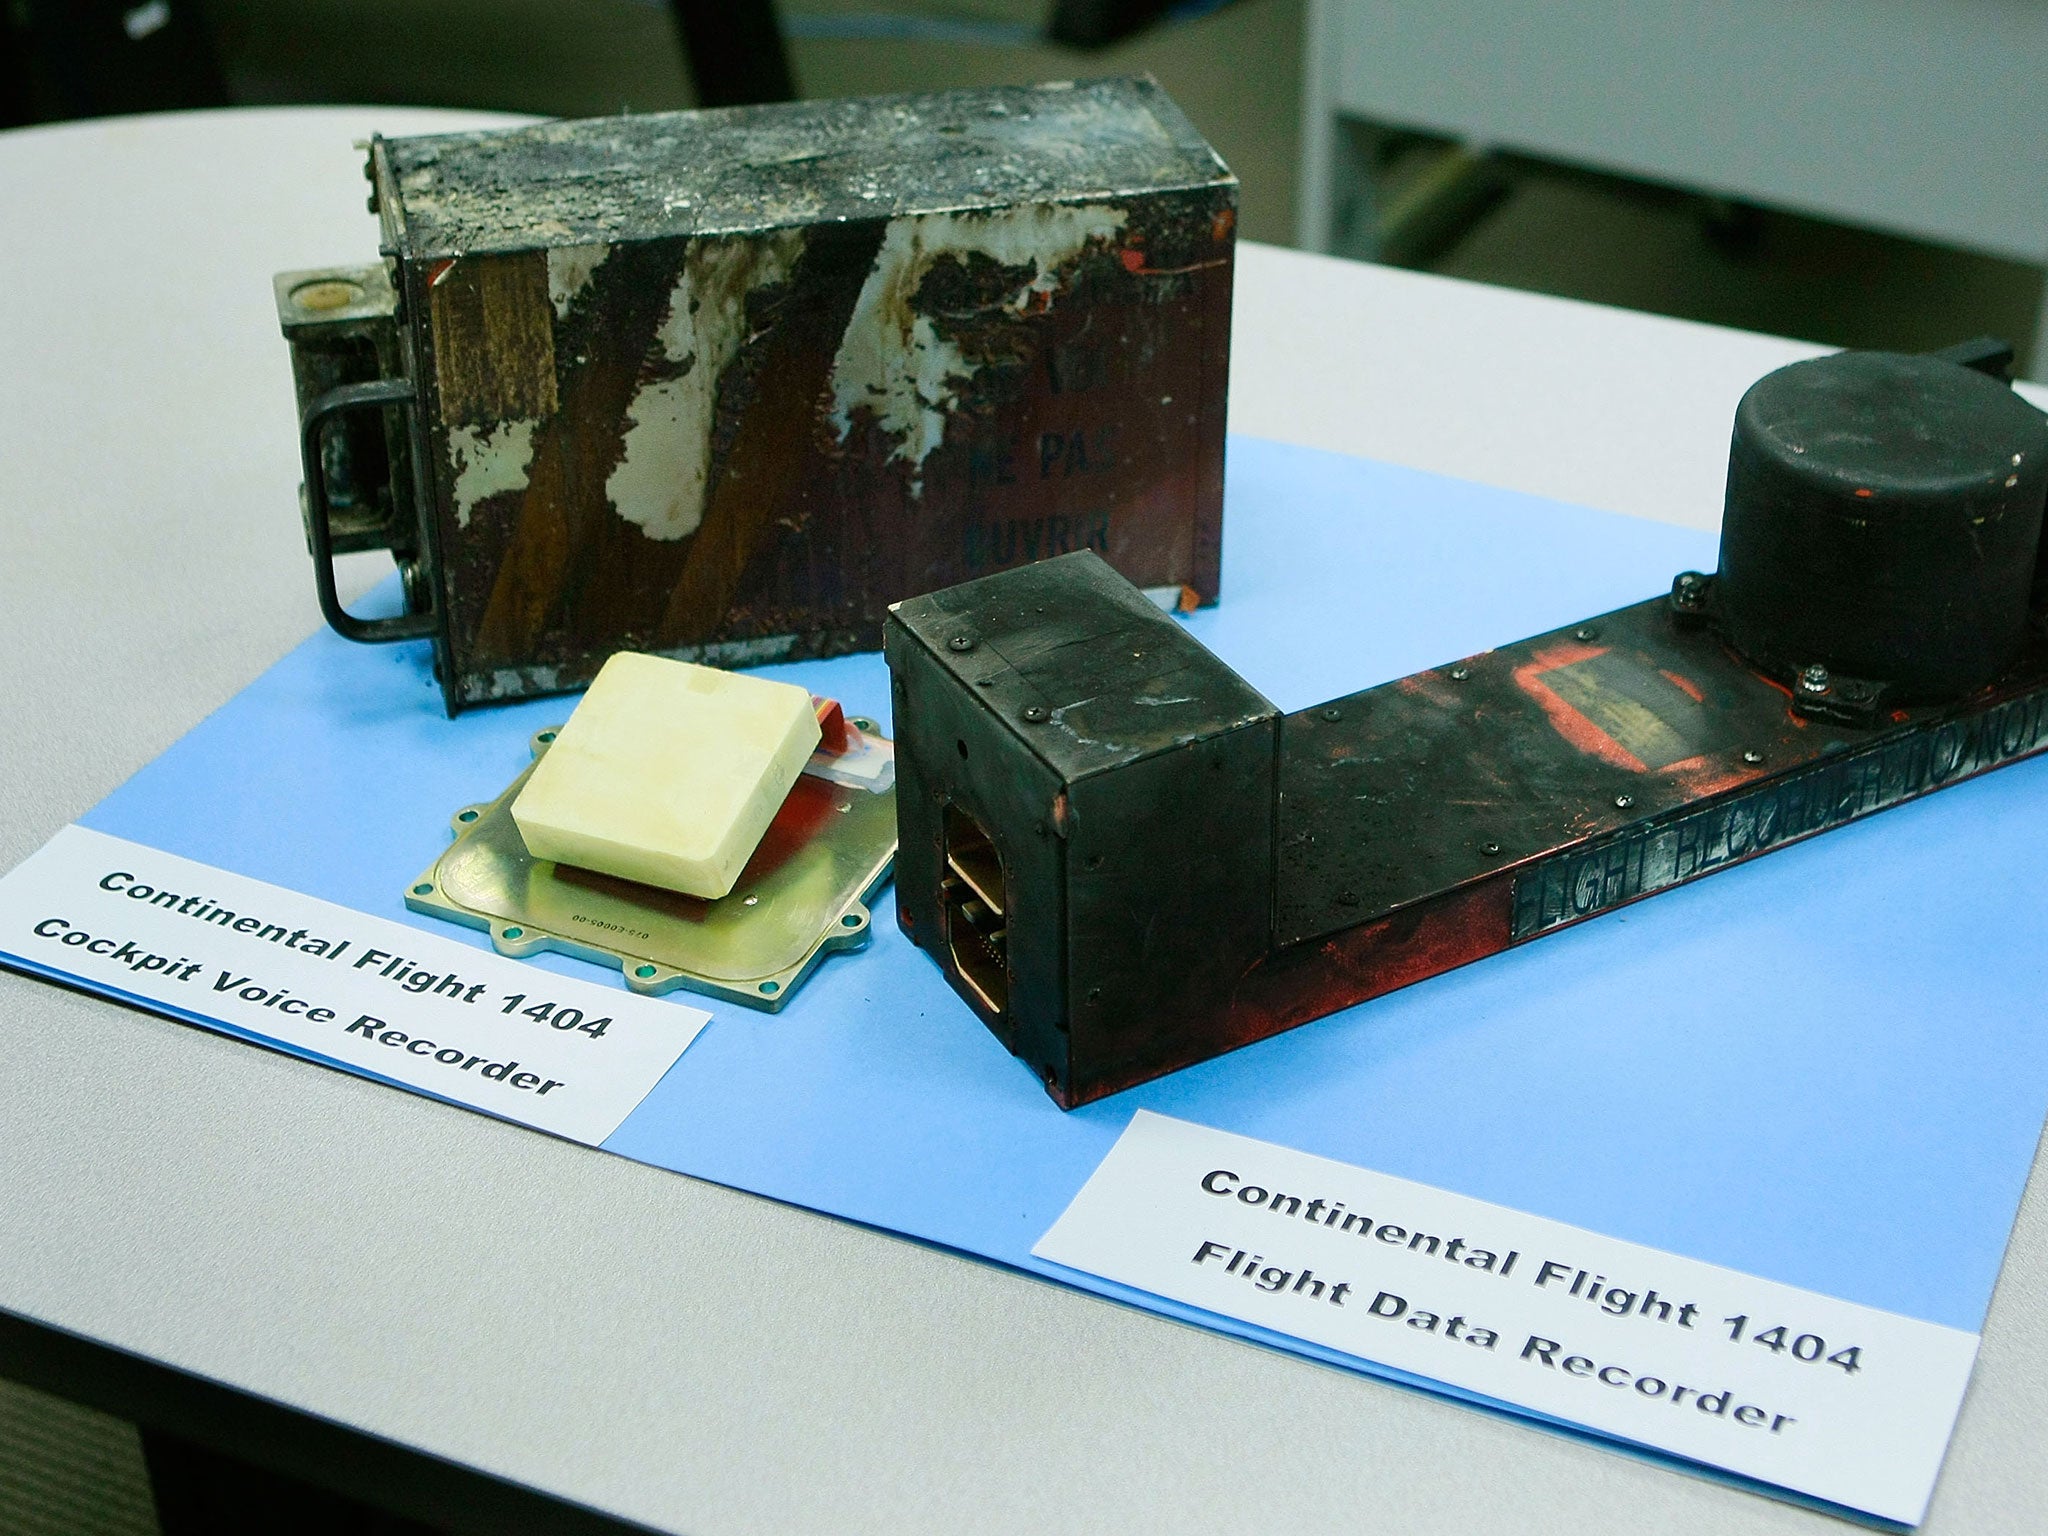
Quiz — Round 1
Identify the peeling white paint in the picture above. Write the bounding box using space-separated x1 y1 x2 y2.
446 419 538 527
678 632 804 668
474 664 567 702
827 204 1128 489
607 230 806 542
546 243 611 319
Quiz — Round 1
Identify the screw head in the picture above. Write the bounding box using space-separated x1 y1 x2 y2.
1742 749 1765 765
1614 793 1635 809
1575 626 1600 643
1321 706 1342 722
1799 664 1831 694
292 278 366 312
1021 704 1049 723
1448 665 1471 682
948 635 974 652
1480 840 1502 857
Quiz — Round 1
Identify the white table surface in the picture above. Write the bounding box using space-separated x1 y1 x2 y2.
3 107 2045 1534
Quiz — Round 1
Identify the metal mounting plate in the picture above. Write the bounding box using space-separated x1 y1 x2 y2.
406 725 897 1011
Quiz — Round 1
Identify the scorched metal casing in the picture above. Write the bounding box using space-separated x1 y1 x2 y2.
888 347 2048 1108
275 77 1238 714
892 551 2048 1108
885 551 1278 1104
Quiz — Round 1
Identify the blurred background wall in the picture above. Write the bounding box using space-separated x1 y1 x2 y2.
201 0 1308 243
4 0 2043 367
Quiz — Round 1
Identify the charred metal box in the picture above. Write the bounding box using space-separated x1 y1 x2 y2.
891 344 2048 1107
885 553 1276 1103
274 77 1237 713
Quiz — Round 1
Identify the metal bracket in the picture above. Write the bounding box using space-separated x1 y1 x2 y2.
301 377 436 644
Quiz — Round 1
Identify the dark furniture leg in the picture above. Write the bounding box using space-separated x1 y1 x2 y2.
143 1429 444 1536
666 0 795 107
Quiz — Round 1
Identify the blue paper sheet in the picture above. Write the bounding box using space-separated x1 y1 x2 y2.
80 435 2048 1373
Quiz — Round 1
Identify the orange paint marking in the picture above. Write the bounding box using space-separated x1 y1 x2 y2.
1661 753 1758 799
1658 668 1705 703
1118 243 1231 278
1512 644 1649 774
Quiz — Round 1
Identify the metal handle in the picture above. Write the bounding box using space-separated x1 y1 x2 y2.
300 377 437 644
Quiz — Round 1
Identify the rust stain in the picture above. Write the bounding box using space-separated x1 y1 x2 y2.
655 225 883 646
1213 880 1515 1062
429 252 557 425
1396 669 1466 709
471 244 678 663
